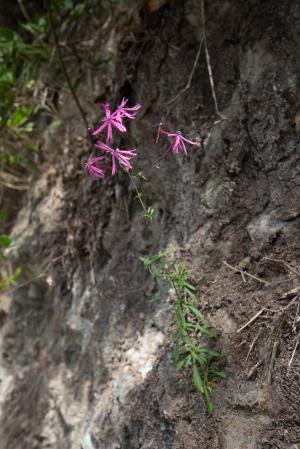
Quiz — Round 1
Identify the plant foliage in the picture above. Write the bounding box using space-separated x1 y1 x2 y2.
140 252 225 412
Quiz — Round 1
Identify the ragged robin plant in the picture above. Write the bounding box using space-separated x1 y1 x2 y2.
140 251 225 413
87 98 198 222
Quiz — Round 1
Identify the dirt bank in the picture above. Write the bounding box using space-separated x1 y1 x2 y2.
1 1 300 448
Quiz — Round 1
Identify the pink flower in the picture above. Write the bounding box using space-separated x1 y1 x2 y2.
158 128 197 156
86 156 106 178
95 141 137 175
92 99 141 142
92 103 127 142
115 98 141 121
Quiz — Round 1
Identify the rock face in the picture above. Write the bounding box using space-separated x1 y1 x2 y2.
1 1 300 448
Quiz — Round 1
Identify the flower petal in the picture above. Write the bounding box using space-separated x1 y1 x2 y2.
92 122 106 136
181 136 197 145
95 141 113 153
180 140 188 156
86 156 106 178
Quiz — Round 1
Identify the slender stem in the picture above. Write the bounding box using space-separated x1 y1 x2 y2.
200 0 226 120
171 279 181 304
47 2 91 138
127 172 148 215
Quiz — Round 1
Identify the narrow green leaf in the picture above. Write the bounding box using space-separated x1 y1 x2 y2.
202 383 213 413
210 370 226 379
12 267 21 283
185 354 192 366
185 288 197 301
176 303 186 326
186 303 205 320
205 396 214 414
183 281 196 291
199 326 216 338
139 256 151 267
175 358 186 370
149 291 160 303
193 347 220 358
185 322 196 330
191 351 205 366
192 363 204 394
172 344 180 364
178 329 189 345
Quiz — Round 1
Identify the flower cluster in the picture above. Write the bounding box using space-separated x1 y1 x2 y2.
86 99 198 180
87 98 141 178
156 124 197 157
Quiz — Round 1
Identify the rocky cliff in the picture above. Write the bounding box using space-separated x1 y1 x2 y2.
1 1 300 448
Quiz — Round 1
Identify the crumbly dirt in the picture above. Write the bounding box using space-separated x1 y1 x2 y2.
1 0 300 448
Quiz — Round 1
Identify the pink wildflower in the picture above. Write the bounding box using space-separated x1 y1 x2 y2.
92 99 141 142
92 103 127 142
86 156 106 179
115 98 141 121
95 141 137 175
158 128 197 156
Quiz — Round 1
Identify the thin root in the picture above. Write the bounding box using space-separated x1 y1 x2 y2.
246 328 262 361
223 261 270 286
288 339 299 369
167 37 204 106
247 358 265 379
267 340 279 384
262 257 300 278
200 0 226 120
237 308 265 333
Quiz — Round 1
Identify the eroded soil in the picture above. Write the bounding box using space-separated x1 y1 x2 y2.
1 1 300 448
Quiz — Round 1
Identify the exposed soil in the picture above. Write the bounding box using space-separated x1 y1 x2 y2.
1 0 300 448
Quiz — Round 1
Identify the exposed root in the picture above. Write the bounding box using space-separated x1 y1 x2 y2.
246 327 262 361
167 37 204 106
201 0 226 120
237 308 265 333
223 260 270 286
267 340 279 384
262 257 300 278
288 339 299 370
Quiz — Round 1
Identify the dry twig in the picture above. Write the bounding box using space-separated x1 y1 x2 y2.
246 327 262 361
277 286 300 302
262 257 300 278
288 339 299 369
267 340 279 384
247 357 265 379
283 294 300 311
223 260 270 286
237 308 265 333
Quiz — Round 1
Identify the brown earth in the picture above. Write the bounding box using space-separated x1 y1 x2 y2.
0 0 300 448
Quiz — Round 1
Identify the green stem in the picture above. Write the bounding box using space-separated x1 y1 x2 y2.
127 172 152 219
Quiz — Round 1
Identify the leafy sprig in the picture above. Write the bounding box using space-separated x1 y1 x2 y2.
140 252 225 412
